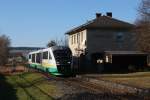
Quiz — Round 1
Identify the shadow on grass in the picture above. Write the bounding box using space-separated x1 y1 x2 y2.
58 92 145 100
0 74 17 100
18 74 54 100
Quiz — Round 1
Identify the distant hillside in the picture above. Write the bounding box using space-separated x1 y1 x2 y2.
9 47 45 58
9 47 44 50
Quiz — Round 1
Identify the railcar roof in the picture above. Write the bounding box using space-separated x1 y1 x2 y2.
28 46 70 54
28 49 42 54
51 46 70 51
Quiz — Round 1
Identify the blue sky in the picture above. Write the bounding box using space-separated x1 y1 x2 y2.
0 0 141 47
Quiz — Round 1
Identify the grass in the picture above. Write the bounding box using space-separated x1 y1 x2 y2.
99 72 150 89
0 72 58 100
2 69 150 100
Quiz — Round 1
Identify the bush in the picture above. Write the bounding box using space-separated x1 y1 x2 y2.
0 35 10 65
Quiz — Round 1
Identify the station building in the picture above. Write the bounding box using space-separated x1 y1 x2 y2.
65 13 148 73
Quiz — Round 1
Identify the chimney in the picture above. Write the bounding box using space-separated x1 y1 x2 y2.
96 13 102 18
106 12 112 17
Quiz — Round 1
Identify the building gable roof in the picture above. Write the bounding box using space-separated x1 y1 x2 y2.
65 16 135 35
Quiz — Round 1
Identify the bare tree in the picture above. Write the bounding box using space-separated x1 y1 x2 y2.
58 36 68 47
47 40 57 47
139 0 150 21
47 36 68 47
0 35 11 65
135 0 150 52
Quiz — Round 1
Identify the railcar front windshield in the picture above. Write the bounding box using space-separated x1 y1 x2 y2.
53 48 72 64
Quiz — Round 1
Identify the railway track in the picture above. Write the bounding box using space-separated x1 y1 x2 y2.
27 68 147 100
43 73 103 93
41 73 142 100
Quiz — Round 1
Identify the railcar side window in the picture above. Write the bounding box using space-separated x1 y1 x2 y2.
49 52 52 59
32 54 35 62
43 51 48 59
36 53 41 63
29 54 31 59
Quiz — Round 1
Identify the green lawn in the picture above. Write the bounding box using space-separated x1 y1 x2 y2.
100 72 150 89
0 72 57 100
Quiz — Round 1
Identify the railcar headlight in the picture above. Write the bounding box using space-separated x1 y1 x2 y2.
56 62 59 64
67 61 71 64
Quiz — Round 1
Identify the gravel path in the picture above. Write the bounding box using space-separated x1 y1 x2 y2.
43 75 145 100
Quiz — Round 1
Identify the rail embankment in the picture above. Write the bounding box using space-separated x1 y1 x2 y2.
77 72 150 98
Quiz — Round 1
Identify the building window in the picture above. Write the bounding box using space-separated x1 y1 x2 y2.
71 35 73 44
116 32 124 42
77 34 78 43
77 33 80 43
147 55 150 64
74 34 76 44
116 32 124 48
76 34 77 44
85 40 87 46
81 32 83 42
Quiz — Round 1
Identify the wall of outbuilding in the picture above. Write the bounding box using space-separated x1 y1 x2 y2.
86 28 136 55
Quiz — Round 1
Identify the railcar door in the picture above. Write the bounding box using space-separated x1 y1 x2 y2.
42 51 49 69
28 54 32 64
48 50 55 66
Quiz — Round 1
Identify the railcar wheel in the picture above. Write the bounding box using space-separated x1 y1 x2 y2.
34 66 37 69
46 68 49 73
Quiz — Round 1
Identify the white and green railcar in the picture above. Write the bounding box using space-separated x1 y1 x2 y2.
28 46 72 75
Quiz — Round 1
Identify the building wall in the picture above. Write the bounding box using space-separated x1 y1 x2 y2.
87 29 136 55
68 28 136 57
68 30 87 56
67 28 136 73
